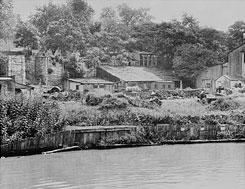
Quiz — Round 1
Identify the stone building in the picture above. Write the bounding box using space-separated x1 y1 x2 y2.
0 49 33 97
1 49 26 84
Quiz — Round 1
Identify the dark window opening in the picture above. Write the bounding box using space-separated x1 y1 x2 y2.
76 85 79 90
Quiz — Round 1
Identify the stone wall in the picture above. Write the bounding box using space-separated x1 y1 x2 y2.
8 55 25 84
26 56 64 86
47 57 64 86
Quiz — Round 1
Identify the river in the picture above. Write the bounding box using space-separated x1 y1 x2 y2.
0 143 245 189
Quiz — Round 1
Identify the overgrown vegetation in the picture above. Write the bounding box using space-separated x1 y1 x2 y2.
207 98 240 111
0 97 66 145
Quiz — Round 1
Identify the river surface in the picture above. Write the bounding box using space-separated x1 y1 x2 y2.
1 143 245 189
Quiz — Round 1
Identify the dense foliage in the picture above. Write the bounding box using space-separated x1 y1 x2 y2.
0 0 16 40
0 97 66 144
2 0 245 86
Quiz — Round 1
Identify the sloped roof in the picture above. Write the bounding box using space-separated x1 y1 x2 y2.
228 43 245 53
218 75 245 81
68 78 114 84
99 66 180 82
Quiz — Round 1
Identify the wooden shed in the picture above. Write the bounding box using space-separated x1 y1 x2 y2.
215 75 245 89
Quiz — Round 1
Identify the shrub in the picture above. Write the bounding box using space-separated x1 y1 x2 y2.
85 94 103 106
0 97 66 144
207 98 240 111
98 97 128 110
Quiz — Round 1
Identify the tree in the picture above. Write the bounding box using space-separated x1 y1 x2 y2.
130 22 157 52
14 21 39 49
89 21 101 34
173 44 223 87
181 13 199 28
67 0 94 23
0 0 15 40
63 54 84 78
100 7 118 33
155 22 195 68
227 20 245 49
117 4 153 27
30 2 63 35
44 19 87 54
30 0 94 55
84 47 109 68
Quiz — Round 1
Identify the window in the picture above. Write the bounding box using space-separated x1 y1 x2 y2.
93 84 98 88
99 84 105 88
76 85 79 90
162 84 165 89
155 84 158 89
168 85 171 89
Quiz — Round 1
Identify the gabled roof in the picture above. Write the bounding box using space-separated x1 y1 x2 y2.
228 43 245 54
217 75 245 81
99 66 180 82
67 78 114 84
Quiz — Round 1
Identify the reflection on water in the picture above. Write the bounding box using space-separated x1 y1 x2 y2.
1 143 245 189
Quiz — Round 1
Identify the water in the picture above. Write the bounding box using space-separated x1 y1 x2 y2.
1 143 245 189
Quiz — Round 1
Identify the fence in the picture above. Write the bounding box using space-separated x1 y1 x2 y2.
1 126 137 157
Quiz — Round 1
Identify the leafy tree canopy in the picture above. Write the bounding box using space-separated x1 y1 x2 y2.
30 0 94 55
14 21 39 49
0 0 15 40
227 20 245 49
173 43 224 87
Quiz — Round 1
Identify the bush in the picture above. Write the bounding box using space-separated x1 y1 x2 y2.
207 98 240 111
98 97 128 110
85 94 103 106
0 97 66 144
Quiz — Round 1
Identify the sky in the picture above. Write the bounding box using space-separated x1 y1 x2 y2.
12 0 245 32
